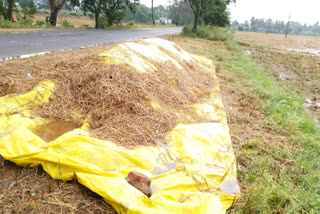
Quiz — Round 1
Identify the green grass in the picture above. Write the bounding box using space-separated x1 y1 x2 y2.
0 18 76 30
173 28 320 213
230 47 320 213
181 25 233 42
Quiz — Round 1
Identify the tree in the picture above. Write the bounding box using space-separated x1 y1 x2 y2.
49 0 67 26
7 0 14 21
168 0 181 25
101 0 126 26
187 0 234 32
49 0 78 26
203 0 230 27
126 0 139 23
0 0 15 21
135 4 151 23
18 0 37 21
82 0 103 28
151 0 154 25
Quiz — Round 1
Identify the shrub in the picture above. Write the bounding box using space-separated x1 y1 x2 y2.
182 25 233 42
62 19 74 28
35 20 45 27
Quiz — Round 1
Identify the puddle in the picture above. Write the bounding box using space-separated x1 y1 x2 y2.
32 121 81 142
287 48 320 56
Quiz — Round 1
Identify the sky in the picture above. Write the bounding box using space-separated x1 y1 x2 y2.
229 0 320 25
139 0 320 25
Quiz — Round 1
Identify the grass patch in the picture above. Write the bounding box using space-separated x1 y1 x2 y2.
171 28 320 213
181 25 233 41
0 16 178 31
231 48 320 212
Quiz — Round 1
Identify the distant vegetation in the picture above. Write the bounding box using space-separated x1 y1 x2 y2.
231 17 320 37
0 0 232 31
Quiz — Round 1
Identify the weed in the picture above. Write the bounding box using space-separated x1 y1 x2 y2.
62 20 74 28
182 25 233 42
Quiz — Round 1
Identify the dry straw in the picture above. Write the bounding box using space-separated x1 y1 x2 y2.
0 43 217 147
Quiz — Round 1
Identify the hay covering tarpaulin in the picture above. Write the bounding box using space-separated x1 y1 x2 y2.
0 38 240 213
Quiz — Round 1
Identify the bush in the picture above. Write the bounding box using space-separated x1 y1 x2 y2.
127 21 135 26
0 18 33 28
80 24 91 29
35 20 45 27
98 16 108 28
62 19 74 28
182 25 233 42
18 19 33 27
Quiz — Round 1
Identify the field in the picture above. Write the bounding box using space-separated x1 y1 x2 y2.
34 10 95 27
1 31 320 213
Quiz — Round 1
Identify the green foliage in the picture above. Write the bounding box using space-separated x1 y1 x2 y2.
101 0 126 26
62 19 74 28
167 0 193 26
126 0 138 22
34 19 45 27
229 44 320 213
17 0 37 21
80 24 91 29
186 0 233 32
182 25 233 41
203 0 230 27
0 0 8 20
124 4 151 24
0 16 33 27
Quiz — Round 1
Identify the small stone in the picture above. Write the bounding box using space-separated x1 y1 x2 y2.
126 171 152 197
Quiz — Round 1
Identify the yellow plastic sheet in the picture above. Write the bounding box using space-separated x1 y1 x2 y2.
0 39 240 213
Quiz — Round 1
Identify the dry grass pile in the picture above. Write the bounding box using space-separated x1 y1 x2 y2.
0 41 217 147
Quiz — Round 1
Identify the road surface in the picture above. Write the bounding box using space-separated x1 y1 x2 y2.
0 28 182 60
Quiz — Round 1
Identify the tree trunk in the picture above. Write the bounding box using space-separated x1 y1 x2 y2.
151 0 155 25
192 13 199 32
49 9 59 26
133 11 136 23
192 0 200 32
7 0 14 22
95 12 99 29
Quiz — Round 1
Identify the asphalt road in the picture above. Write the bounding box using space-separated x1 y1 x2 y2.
0 28 182 60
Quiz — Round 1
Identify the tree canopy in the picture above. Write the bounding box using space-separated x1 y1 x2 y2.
186 0 234 32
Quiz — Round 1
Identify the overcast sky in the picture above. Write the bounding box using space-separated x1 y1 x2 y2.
229 0 320 25
140 0 320 25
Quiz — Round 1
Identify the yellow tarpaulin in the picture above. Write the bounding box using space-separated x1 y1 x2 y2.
0 38 240 213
